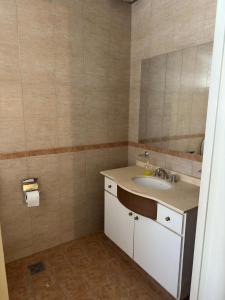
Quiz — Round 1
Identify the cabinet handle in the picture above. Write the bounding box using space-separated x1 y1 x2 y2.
165 216 170 221
108 185 112 189
128 212 133 216
134 216 139 220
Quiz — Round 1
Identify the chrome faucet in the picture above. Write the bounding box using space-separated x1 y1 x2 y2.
154 168 178 182
153 168 169 179
138 151 150 158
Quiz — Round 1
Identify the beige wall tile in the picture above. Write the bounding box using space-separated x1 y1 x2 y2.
204 0 217 40
59 152 86 179
85 119 108 145
31 211 61 253
57 117 87 147
0 118 26 152
85 149 108 178
128 146 167 168
60 216 92 244
17 0 55 83
0 0 214 264
138 41 212 155
60 201 89 234
1 210 32 262
16 0 55 38
1 210 32 249
25 116 57 150
22 80 57 119
173 1 204 48
83 0 111 29
165 154 193 176
55 42 84 84
128 146 140 165
19 41 55 83
181 46 198 92
166 50 182 92
87 197 104 233
27 155 60 216
0 192 27 225
0 158 28 195
54 0 84 42
0 0 18 45
55 82 85 118
58 152 86 201
0 0 130 262
0 81 23 119
0 43 19 67
130 0 216 175
107 95 129 142
148 55 167 92
105 147 128 170
128 145 202 179
194 43 213 89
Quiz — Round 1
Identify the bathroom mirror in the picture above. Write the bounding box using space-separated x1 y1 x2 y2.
139 42 213 160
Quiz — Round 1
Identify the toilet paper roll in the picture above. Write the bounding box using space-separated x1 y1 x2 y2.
25 190 40 207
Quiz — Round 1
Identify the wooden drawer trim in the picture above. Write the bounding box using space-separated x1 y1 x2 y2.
117 186 157 220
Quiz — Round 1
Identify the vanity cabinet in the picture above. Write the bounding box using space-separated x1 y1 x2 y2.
104 191 134 258
103 176 197 300
134 213 181 297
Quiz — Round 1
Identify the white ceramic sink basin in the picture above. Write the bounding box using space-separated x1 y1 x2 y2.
132 176 172 190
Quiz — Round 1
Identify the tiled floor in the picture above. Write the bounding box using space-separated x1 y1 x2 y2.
6 233 174 300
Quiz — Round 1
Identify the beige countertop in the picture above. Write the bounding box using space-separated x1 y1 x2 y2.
101 166 199 214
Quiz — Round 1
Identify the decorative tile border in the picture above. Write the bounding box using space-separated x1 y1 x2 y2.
0 142 128 160
128 141 203 162
140 133 204 143
0 141 202 162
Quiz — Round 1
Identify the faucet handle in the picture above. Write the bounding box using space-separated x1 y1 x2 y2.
169 174 177 183
153 168 161 177
153 167 169 179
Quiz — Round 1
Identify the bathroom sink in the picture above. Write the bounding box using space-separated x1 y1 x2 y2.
132 176 172 190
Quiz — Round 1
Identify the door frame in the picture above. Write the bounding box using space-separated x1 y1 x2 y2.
190 0 225 299
0 226 9 300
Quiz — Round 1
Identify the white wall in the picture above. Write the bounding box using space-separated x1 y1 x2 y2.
191 0 225 298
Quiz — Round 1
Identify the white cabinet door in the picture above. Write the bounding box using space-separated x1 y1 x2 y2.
104 191 134 258
134 214 182 298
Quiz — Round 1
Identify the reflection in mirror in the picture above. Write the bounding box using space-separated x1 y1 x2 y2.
139 42 213 159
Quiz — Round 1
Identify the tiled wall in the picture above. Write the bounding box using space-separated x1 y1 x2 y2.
129 0 217 174
0 0 217 262
0 0 130 262
139 43 212 154
128 146 202 179
0 147 128 262
0 0 130 151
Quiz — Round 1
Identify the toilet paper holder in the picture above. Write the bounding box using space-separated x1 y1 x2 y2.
22 178 40 208
22 178 39 193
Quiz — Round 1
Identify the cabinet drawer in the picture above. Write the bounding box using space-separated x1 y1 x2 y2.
104 177 117 196
157 204 184 235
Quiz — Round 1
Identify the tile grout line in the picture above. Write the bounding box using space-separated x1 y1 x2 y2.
14 0 29 158
14 0 34 265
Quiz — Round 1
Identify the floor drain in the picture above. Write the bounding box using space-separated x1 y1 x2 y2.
28 262 45 275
